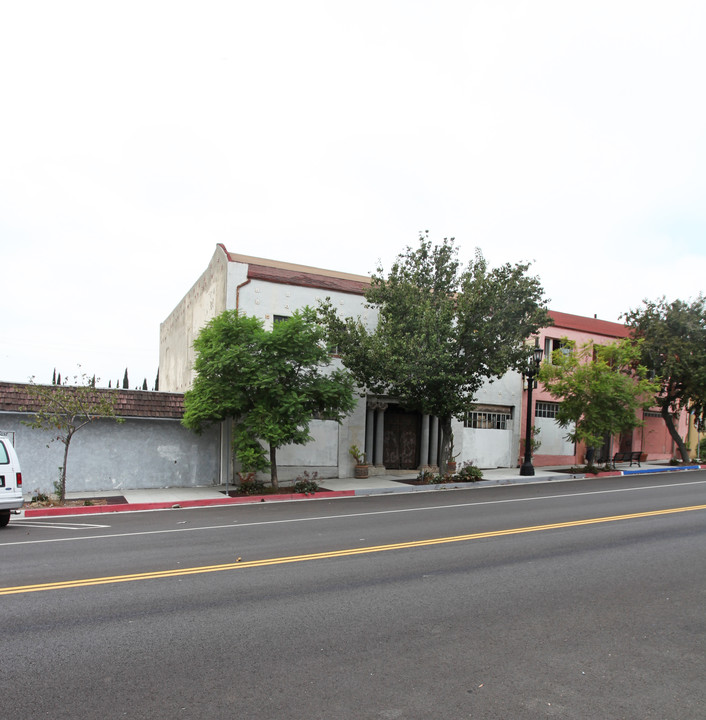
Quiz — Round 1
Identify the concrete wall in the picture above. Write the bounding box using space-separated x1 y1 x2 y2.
255 396 366 482
457 373 523 468
534 417 575 456
235 276 377 332
159 247 228 393
0 413 220 496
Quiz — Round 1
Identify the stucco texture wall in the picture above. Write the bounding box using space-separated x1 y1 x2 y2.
457 373 523 468
1 414 219 495
159 247 228 392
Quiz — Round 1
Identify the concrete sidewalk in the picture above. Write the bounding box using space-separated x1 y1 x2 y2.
18 461 705 518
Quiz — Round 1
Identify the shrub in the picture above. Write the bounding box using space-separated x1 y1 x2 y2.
454 463 483 482
237 472 266 495
294 471 319 494
416 469 439 484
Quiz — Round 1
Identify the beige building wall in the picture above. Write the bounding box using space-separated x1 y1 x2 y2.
159 246 229 392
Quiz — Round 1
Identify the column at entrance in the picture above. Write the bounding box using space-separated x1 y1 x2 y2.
374 403 388 467
429 416 439 467
419 414 430 469
365 406 375 465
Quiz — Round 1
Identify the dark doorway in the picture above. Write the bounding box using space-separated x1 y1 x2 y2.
618 431 632 453
383 407 421 469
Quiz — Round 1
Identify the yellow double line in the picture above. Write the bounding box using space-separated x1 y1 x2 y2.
2 504 704 596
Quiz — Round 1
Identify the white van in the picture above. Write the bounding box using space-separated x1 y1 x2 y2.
0 435 23 528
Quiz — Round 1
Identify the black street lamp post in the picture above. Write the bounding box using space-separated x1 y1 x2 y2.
520 345 544 476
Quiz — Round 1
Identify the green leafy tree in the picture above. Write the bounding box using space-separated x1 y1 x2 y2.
182 309 356 488
319 233 550 470
22 372 124 501
538 338 660 461
623 296 706 462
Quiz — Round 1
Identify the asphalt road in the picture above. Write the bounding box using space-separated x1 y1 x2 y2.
2 472 705 719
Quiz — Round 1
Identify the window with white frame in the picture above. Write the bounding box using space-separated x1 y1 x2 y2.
543 337 569 364
465 405 513 429
535 401 560 418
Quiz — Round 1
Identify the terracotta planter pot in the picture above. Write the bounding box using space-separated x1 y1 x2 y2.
446 461 457 473
354 464 369 479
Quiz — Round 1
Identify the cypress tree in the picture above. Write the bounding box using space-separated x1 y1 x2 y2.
123 369 129 389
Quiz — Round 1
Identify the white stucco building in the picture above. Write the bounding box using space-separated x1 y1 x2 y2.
160 244 525 482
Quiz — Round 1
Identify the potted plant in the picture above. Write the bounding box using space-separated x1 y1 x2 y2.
349 444 369 478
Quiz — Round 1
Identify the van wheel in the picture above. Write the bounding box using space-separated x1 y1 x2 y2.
0 511 10 528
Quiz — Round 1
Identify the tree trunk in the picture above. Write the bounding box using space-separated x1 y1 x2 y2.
269 445 279 489
661 405 690 463
60 435 71 502
438 415 452 474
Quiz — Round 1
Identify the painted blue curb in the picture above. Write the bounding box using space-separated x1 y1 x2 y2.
623 465 701 475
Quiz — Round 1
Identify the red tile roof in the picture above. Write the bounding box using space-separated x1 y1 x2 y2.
548 310 630 339
221 246 634 331
0 382 185 419
247 262 369 295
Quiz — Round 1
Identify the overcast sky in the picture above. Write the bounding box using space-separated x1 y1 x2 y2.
2 1 705 388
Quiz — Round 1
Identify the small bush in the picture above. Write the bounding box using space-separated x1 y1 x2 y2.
454 463 483 482
568 464 601 474
237 472 266 495
32 491 50 503
416 469 439 484
294 471 319 494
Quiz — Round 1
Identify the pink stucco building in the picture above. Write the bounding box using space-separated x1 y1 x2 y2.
524 311 686 466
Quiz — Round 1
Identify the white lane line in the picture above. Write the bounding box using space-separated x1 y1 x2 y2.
2 478 704 547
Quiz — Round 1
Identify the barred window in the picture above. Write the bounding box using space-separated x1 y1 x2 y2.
643 410 662 418
465 405 513 430
273 314 290 324
535 401 560 418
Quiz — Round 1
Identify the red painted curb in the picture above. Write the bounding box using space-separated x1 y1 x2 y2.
594 471 622 477
23 490 356 518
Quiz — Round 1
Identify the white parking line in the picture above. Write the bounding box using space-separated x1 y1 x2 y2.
11 520 111 530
